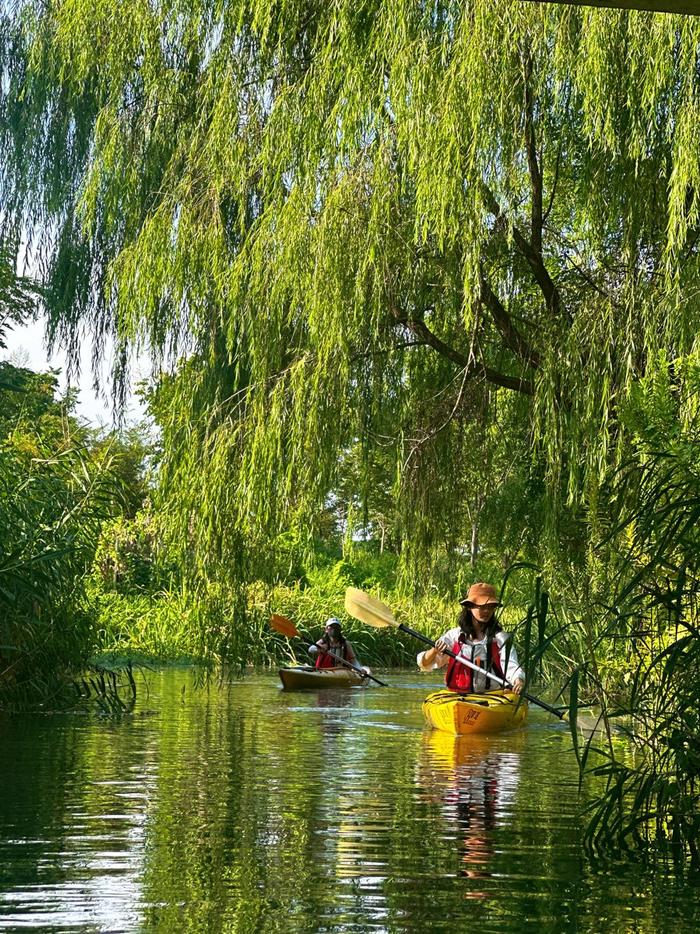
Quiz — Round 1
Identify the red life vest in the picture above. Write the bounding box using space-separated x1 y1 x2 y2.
315 641 348 669
444 638 504 693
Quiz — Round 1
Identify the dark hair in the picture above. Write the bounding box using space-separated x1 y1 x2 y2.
321 625 347 651
457 605 502 641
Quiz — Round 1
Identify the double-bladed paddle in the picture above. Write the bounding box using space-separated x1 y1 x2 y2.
343 587 565 719
270 613 388 687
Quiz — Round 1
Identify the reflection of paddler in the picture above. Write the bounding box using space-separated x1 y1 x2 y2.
416 730 523 897
313 687 354 713
457 792 495 899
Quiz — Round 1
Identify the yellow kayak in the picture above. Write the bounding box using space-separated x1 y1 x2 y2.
278 666 367 690
422 689 528 735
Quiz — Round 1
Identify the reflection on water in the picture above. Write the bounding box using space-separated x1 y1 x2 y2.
2 670 700 932
416 731 526 899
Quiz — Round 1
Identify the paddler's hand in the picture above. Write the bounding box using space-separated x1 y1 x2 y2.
512 678 524 695
419 639 450 669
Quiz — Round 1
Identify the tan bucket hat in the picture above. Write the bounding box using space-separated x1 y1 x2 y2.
459 582 502 607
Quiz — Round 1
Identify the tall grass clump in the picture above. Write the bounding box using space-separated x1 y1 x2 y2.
0 439 123 709
578 353 700 867
0 361 132 710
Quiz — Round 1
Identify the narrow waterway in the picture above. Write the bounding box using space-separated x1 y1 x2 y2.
2 669 699 932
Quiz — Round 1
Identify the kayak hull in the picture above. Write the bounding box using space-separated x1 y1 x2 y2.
278 666 367 690
422 689 528 735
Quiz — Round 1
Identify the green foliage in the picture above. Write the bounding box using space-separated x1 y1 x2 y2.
0 361 151 709
90 424 154 518
577 349 700 865
92 589 217 664
0 361 80 440
4 0 700 596
93 511 172 593
0 436 120 708
0 237 40 352
4 0 700 864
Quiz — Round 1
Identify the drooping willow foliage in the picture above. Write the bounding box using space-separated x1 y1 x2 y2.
2 0 700 587
0 236 38 352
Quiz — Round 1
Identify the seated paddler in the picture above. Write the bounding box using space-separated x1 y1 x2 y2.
417 582 525 694
308 617 360 669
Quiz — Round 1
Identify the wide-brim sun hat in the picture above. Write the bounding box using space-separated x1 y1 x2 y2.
459 582 502 607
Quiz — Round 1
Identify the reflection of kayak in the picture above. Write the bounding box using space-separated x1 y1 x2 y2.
421 726 527 774
422 689 528 734
422 729 499 770
278 666 368 689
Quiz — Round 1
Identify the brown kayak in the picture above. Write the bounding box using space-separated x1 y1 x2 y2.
278 666 368 689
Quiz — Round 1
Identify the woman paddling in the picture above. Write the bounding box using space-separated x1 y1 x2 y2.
308 618 360 669
417 583 525 694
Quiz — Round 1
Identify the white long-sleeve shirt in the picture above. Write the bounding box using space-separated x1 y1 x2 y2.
417 626 525 692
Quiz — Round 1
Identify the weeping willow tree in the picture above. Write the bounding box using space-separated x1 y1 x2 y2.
2 0 700 590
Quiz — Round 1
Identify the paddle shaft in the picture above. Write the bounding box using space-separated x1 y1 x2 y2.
304 640 388 687
398 623 565 719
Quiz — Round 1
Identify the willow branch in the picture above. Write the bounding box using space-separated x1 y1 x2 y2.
389 305 534 395
479 274 540 369
482 183 572 325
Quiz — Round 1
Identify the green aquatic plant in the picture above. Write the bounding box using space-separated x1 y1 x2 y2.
580 353 700 865
0 362 139 709
72 660 138 718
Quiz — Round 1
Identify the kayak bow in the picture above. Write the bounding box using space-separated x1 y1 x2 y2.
422 689 528 735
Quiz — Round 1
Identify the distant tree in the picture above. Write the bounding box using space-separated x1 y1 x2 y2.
0 238 39 354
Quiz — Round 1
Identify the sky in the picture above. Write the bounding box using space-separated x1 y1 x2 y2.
2 316 147 427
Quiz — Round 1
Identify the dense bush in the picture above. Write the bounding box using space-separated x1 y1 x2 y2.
0 362 146 709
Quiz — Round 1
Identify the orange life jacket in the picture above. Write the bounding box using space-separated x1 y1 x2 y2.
444 638 504 693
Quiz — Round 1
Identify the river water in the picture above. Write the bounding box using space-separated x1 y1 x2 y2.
2 669 699 932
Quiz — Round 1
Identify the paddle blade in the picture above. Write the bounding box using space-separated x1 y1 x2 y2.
270 614 300 639
344 588 397 629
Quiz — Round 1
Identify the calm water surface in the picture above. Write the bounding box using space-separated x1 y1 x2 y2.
2 669 700 932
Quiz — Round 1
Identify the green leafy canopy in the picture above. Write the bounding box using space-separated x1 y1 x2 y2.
3 1 700 582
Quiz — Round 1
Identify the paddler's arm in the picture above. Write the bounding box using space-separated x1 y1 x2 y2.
417 636 452 671
344 640 358 665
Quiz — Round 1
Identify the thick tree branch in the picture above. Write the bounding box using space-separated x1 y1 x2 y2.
389 304 534 395
482 183 572 325
400 316 471 369
480 365 534 395
523 50 543 257
479 274 540 369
